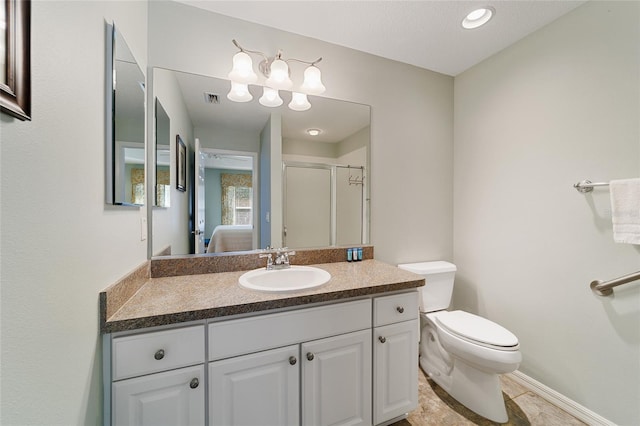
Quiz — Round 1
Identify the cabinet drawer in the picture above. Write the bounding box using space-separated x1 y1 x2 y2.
373 291 419 327
209 299 371 361
112 325 205 381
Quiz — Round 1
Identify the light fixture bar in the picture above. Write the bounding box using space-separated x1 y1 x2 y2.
232 39 269 62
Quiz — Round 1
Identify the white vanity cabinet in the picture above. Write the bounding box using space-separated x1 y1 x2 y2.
105 290 421 426
372 293 420 425
208 299 372 426
109 325 206 426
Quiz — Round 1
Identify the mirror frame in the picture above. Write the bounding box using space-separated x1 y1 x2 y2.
0 0 31 121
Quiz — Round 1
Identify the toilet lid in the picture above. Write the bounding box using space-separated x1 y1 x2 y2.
435 310 519 349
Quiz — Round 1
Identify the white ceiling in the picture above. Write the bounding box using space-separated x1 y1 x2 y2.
176 0 586 76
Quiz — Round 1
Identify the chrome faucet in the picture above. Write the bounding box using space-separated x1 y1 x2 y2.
260 247 296 270
259 252 273 269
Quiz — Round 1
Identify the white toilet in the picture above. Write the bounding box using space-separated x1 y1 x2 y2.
398 261 522 423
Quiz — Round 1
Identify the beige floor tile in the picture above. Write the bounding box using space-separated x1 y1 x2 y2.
392 368 585 426
500 375 529 400
509 392 587 426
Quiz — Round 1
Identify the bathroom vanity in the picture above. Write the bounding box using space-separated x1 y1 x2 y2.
101 256 424 426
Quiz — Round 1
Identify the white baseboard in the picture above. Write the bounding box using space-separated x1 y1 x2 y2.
507 371 616 426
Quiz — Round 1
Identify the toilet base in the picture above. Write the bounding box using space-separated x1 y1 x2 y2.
451 360 508 423
422 357 508 423
420 316 511 423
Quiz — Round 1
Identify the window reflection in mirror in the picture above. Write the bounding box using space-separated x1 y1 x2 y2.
150 69 370 257
106 23 145 206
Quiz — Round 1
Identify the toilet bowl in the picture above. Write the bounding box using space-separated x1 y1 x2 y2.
398 262 522 423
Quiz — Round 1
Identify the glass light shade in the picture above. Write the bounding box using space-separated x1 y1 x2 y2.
228 51 258 84
265 59 293 90
259 87 283 107
227 82 253 103
300 65 326 95
288 92 311 111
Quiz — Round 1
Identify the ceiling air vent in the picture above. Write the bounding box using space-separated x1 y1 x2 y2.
204 92 220 104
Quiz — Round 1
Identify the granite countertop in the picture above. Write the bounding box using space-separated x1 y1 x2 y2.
103 259 424 334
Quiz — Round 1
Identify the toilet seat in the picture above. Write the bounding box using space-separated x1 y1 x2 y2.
433 310 519 351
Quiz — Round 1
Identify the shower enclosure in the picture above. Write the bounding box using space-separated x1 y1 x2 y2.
283 162 366 248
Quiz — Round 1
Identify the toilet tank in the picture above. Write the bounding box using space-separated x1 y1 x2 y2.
398 261 457 312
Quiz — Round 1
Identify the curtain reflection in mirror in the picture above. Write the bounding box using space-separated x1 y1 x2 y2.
221 173 253 225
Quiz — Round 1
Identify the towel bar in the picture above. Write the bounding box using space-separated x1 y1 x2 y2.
590 270 640 296
574 180 609 193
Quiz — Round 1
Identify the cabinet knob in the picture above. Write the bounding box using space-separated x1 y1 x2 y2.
289 356 297 366
379 336 386 343
306 352 315 361
396 306 405 314
154 349 165 360
189 378 199 389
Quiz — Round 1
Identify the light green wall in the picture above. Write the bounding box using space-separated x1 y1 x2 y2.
453 2 639 424
0 1 148 424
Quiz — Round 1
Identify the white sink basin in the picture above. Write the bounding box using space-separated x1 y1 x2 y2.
239 266 331 293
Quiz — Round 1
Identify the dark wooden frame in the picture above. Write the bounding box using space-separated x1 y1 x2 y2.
176 135 186 192
0 0 31 121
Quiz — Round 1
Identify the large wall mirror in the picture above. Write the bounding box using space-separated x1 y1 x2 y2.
150 69 370 257
105 23 145 206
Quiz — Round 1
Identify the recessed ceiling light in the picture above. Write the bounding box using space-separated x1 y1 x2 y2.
462 7 495 29
307 128 321 136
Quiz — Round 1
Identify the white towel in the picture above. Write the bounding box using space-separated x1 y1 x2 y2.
610 178 640 244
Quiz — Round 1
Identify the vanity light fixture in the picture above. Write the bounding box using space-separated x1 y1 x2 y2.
259 87 283 107
227 81 253 103
288 92 311 112
462 7 495 29
227 39 325 111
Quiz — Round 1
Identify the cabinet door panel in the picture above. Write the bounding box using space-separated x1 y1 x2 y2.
374 319 419 425
209 345 299 426
112 365 204 426
302 329 372 426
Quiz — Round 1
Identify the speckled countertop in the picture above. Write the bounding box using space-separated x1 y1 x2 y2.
102 259 424 334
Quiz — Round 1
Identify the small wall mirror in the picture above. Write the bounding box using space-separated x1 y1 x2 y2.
105 23 145 206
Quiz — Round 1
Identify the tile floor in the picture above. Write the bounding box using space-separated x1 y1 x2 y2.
392 369 587 426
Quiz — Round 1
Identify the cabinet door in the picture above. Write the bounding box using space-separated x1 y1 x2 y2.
209 345 299 426
112 365 204 426
302 329 372 426
373 319 419 425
